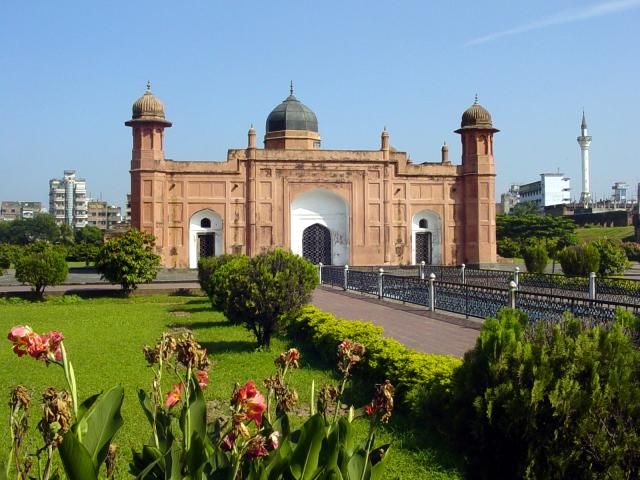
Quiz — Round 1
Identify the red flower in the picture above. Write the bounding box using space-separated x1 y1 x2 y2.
221 432 236 451
232 381 266 426
8 326 64 363
195 370 209 389
165 383 183 408
364 404 375 416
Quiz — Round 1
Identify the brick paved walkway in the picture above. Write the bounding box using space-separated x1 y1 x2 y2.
312 286 480 357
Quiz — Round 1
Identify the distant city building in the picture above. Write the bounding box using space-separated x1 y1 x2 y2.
0 201 44 221
611 182 628 204
87 200 122 230
48 170 88 228
501 173 571 212
125 193 131 223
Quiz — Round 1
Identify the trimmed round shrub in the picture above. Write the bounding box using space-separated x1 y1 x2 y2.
522 243 549 273
15 242 68 298
197 254 236 304
221 249 318 348
592 239 629 276
558 243 600 276
95 229 160 294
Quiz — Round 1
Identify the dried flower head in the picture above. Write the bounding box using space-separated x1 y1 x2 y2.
175 331 210 370
364 380 395 424
9 385 31 411
245 435 269 459
39 387 72 447
317 383 339 416
275 348 300 370
337 339 365 377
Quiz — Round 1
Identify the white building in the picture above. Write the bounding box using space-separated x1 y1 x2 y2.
48 170 88 228
503 173 571 211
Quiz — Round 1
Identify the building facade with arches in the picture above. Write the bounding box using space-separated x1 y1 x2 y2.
126 85 498 268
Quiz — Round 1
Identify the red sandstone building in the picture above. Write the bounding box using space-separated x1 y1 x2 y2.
126 85 497 268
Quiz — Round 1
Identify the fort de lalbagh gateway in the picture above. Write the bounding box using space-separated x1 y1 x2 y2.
126 83 498 269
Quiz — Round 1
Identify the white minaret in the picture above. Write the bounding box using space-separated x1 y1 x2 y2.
577 111 592 205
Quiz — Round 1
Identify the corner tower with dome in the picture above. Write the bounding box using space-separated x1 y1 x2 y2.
126 85 498 268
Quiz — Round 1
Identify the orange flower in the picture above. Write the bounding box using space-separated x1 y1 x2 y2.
8 326 64 363
231 381 266 426
165 383 183 408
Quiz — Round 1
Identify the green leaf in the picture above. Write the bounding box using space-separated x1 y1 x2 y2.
180 379 206 442
345 451 368 480
289 414 325 480
369 445 391 480
77 393 100 419
73 385 124 468
59 431 98 480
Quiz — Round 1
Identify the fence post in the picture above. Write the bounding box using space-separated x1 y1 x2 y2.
509 280 517 309
461 263 466 284
589 272 596 300
420 261 425 280
429 272 436 312
514 267 520 289
343 264 349 291
378 268 384 299
318 263 323 285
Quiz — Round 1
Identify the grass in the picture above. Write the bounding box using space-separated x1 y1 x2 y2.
0 294 461 479
575 225 635 243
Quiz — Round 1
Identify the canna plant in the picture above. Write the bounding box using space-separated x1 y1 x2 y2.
132 334 394 480
4 326 124 480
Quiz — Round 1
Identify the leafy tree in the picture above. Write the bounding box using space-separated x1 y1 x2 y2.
95 229 160 295
59 223 75 245
221 249 318 348
0 214 61 244
70 242 100 266
522 242 549 273
74 225 103 246
592 239 629 276
558 243 600 276
510 202 540 216
497 213 576 272
14 242 68 298
437 309 640 479
497 238 520 258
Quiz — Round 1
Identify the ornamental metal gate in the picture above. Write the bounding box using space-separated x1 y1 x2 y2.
302 223 331 265
415 232 432 264
198 233 215 258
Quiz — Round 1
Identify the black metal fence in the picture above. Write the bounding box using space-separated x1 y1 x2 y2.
319 265 640 325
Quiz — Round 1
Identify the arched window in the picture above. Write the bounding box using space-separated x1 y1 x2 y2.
200 218 211 229
418 219 428 229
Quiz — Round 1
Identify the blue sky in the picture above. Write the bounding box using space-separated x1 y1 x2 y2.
1 0 639 208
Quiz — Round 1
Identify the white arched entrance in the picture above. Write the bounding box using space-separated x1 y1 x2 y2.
412 210 442 265
189 209 223 268
291 189 349 265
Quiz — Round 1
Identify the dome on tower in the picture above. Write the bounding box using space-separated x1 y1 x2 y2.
131 82 167 121
266 86 318 133
460 96 493 129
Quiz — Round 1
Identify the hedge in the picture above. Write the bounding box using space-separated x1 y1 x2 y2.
288 305 461 408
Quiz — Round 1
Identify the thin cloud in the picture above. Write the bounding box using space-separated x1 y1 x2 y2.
467 0 640 46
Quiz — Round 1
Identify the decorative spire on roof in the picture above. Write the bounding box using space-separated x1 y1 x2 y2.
474 93 478 104
146 80 151 92
581 110 588 130
290 80 294 96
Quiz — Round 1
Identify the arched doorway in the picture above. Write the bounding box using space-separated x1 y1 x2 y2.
412 210 442 265
291 189 349 265
302 223 332 264
189 209 223 268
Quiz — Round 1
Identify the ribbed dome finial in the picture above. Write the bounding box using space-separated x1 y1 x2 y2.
290 80 294 96
266 89 318 133
129 83 169 123
146 80 151 92
459 97 493 129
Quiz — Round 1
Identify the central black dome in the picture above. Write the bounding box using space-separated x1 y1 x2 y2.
266 93 318 133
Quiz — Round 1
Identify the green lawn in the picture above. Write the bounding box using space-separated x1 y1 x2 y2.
575 225 635 243
0 295 461 479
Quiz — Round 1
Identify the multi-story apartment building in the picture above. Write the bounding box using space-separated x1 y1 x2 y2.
87 200 122 230
48 170 88 228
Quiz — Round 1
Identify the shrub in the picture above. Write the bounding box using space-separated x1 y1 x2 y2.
14 242 68 298
497 238 521 258
434 308 640 479
592 239 629 276
95 229 160 295
210 255 250 311
67 242 100 265
622 241 640 262
222 249 317 348
197 254 236 304
289 305 461 407
558 243 600 276
522 242 549 273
